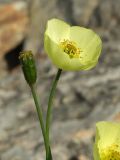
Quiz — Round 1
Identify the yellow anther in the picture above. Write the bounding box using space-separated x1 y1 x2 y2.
100 144 120 160
19 51 33 61
59 39 82 58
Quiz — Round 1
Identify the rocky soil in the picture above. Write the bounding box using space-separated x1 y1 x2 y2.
0 0 120 160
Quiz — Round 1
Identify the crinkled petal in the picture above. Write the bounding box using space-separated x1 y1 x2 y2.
70 26 102 63
44 34 98 70
45 19 70 43
94 143 100 160
94 121 120 160
44 33 71 70
96 121 120 147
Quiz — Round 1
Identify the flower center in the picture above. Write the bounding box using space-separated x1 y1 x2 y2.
59 39 81 58
100 144 120 160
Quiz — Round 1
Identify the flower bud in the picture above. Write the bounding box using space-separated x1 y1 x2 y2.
19 51 37 85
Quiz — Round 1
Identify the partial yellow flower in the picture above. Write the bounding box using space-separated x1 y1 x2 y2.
94 121 120 160
44 18 102 71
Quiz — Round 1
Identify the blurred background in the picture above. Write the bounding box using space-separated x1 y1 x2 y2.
0 0 120 159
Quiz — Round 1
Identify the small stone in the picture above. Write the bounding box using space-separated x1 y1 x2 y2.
78 155 89 160
73 129 94 142
112 112 120 122
0 89 16 100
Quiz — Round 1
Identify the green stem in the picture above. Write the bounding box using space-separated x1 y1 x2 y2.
46 69 62 153
30 84 48 158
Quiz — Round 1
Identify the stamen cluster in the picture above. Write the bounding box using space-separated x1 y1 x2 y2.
60 39 81 58
100 144 120 160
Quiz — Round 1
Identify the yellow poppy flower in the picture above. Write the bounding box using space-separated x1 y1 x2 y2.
94 121 120 160
44 18 102 71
